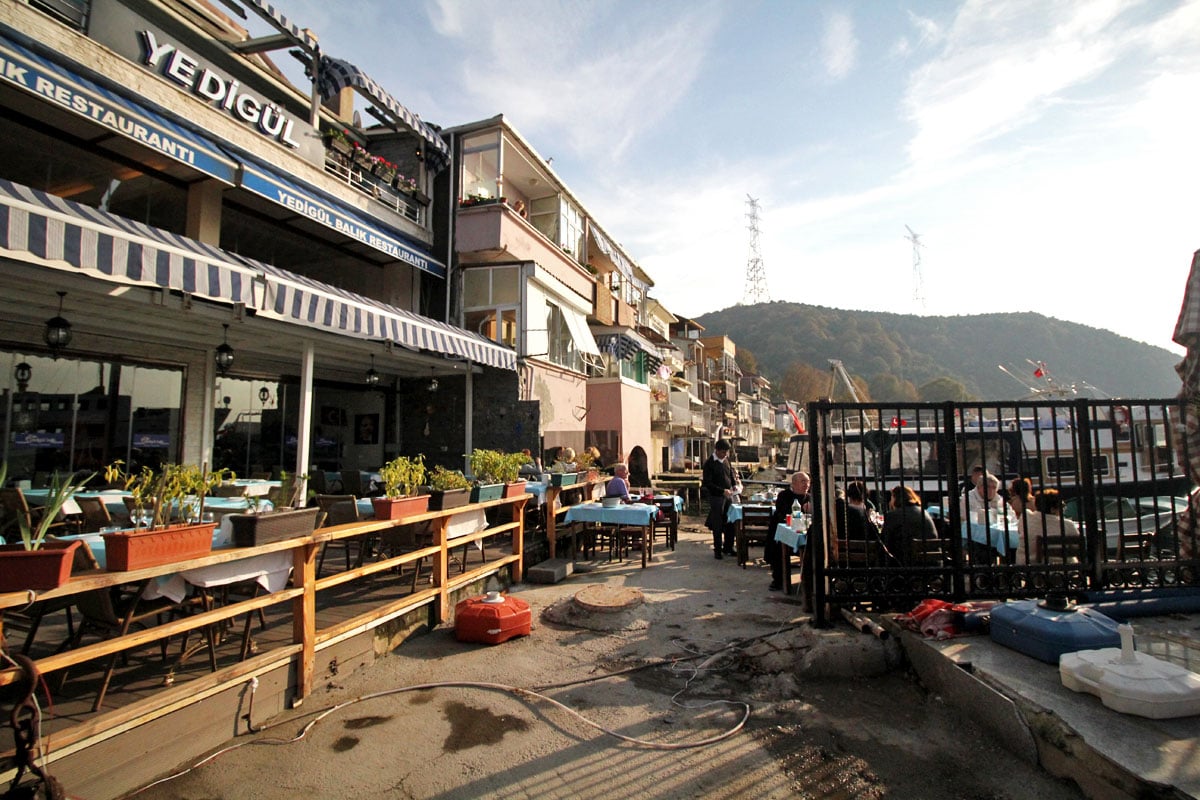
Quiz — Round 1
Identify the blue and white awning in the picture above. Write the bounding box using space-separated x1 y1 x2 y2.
317 57 450 171
0 32 239 185
0 179 515 371
593 327 663 372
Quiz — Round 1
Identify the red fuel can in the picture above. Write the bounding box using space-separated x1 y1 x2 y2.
454 592 532 645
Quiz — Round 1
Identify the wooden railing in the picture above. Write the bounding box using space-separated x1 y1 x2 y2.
0 495 527 757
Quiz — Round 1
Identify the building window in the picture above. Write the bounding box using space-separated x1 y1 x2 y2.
461 131 501 201
546 303 582 372
463 267 520 348
30 0 89 30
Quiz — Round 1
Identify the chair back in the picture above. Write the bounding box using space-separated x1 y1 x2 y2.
316 494 357 527
0 487 31 538
211 483 247 498
340 470 365 496
309 471 329 494
75 496 113 532
324 499 361 527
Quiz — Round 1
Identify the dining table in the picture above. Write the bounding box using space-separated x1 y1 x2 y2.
928 505 1020 561
771 521 808 595
24 490 271 525
563 502 658 568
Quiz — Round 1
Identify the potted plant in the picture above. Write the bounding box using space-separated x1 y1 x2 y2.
468 449 507 502
100 461 221 571
499 452 529 498
575 449 601 484
0 464 91 591
373 455 429 520
426 465 472 511
229 471 320 546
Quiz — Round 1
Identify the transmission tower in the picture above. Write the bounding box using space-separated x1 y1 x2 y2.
904 224 925 306
741 195 770 305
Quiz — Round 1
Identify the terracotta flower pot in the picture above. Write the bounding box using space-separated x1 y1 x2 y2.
372 494 430 520
502 481 526 498
103 522 215 571
0 539 81 592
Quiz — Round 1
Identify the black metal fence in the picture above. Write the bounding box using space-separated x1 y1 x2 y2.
802 399 1198 624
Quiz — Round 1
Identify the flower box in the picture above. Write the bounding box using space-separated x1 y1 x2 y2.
0 539 82 592
372 494 430 521
429 487 471 511
502 480 527 499
470 484 504 503
550 472 578 487
103 522 216 571
229 506 320 547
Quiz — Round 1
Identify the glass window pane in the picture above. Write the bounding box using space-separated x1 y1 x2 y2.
492 267 519 305
465 309 498 341
462 132 500 200
464 270 490 308
499 308 518 348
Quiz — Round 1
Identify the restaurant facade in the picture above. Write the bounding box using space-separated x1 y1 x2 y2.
0 0 519 489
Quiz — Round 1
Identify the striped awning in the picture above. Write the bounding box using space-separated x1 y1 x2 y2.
317 57 450 171
594 330 663 372
0 179 515 371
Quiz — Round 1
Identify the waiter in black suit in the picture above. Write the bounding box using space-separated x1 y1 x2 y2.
702 439 737 558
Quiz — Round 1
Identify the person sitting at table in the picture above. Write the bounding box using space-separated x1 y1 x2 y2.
627 445 651 491
552 447 577 472
882 485 939 566
518 448 543 478
1008 477 1036 562
605 463 633 503
838 480 879 544
961 471 1005 521
766 471 811 591
1020 488 1082 565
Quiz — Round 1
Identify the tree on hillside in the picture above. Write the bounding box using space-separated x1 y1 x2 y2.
919 377 972 402
869 374 918 401
736 346 759 376
780 361 828 404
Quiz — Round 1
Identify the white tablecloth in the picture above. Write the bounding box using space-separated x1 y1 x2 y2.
145 550 293 603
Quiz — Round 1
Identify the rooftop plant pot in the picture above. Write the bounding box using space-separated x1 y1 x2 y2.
230 506 320 547
0 539 82 592
372 494 430 521
429 487 470 511
103 522 215 571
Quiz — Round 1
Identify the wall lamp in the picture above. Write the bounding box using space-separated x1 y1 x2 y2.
365 354 380 386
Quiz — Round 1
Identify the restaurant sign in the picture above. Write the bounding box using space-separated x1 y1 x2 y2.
139 30 300 148
132 433 170 448
11 432 64 448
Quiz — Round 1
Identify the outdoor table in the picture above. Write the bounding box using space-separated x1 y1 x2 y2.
229 479 280 498
647 494 684 549
729 503 774 566
772 522 808 595
563 502 658 567
928 505 1018 561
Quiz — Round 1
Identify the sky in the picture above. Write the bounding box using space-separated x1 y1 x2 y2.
257 0 1200 355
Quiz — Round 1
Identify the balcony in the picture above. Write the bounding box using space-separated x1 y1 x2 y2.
652 401 673 429
324 153 427 226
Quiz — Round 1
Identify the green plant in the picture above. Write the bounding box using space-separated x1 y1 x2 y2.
499 453 528 484
379 455 426 498
13 467 92 550
104 461 231 529
427 465 471 492
468 449 508 485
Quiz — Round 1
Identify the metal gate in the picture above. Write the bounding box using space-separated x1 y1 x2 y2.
804 399 1198 625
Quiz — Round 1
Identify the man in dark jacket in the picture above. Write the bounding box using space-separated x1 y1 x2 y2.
767 472 811 590
702 439 737 558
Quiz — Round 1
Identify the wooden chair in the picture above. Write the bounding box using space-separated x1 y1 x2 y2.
14 539 103 654
0 487 68 541
737 506 774 568
75 496 114 533
315 495 367 576
57 542 208 712
339 470 365 497
908 537 948 566
653 495 680 550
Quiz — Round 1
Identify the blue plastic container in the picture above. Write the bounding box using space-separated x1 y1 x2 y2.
989 599 1120 664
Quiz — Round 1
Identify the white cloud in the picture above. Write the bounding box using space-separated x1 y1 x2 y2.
903 1 1133 168
821 12 858 80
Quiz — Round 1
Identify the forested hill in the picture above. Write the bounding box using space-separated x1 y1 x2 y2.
693 303 1181 401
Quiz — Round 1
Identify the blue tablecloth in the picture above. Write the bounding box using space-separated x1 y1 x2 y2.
772 523 808 552
928 505 1019 557
524 481 549 505
650 495 684 513
727 503 772 524
564 503 657 526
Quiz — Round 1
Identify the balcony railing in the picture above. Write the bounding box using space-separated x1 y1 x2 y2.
324 154 426 225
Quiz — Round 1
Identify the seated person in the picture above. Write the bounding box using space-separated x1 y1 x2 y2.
1018 488 1082 565
552 447 577 472
605 464 633 503
517 448 543 479
839 480 879 543
961 471 1005 520
882 485 940 566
